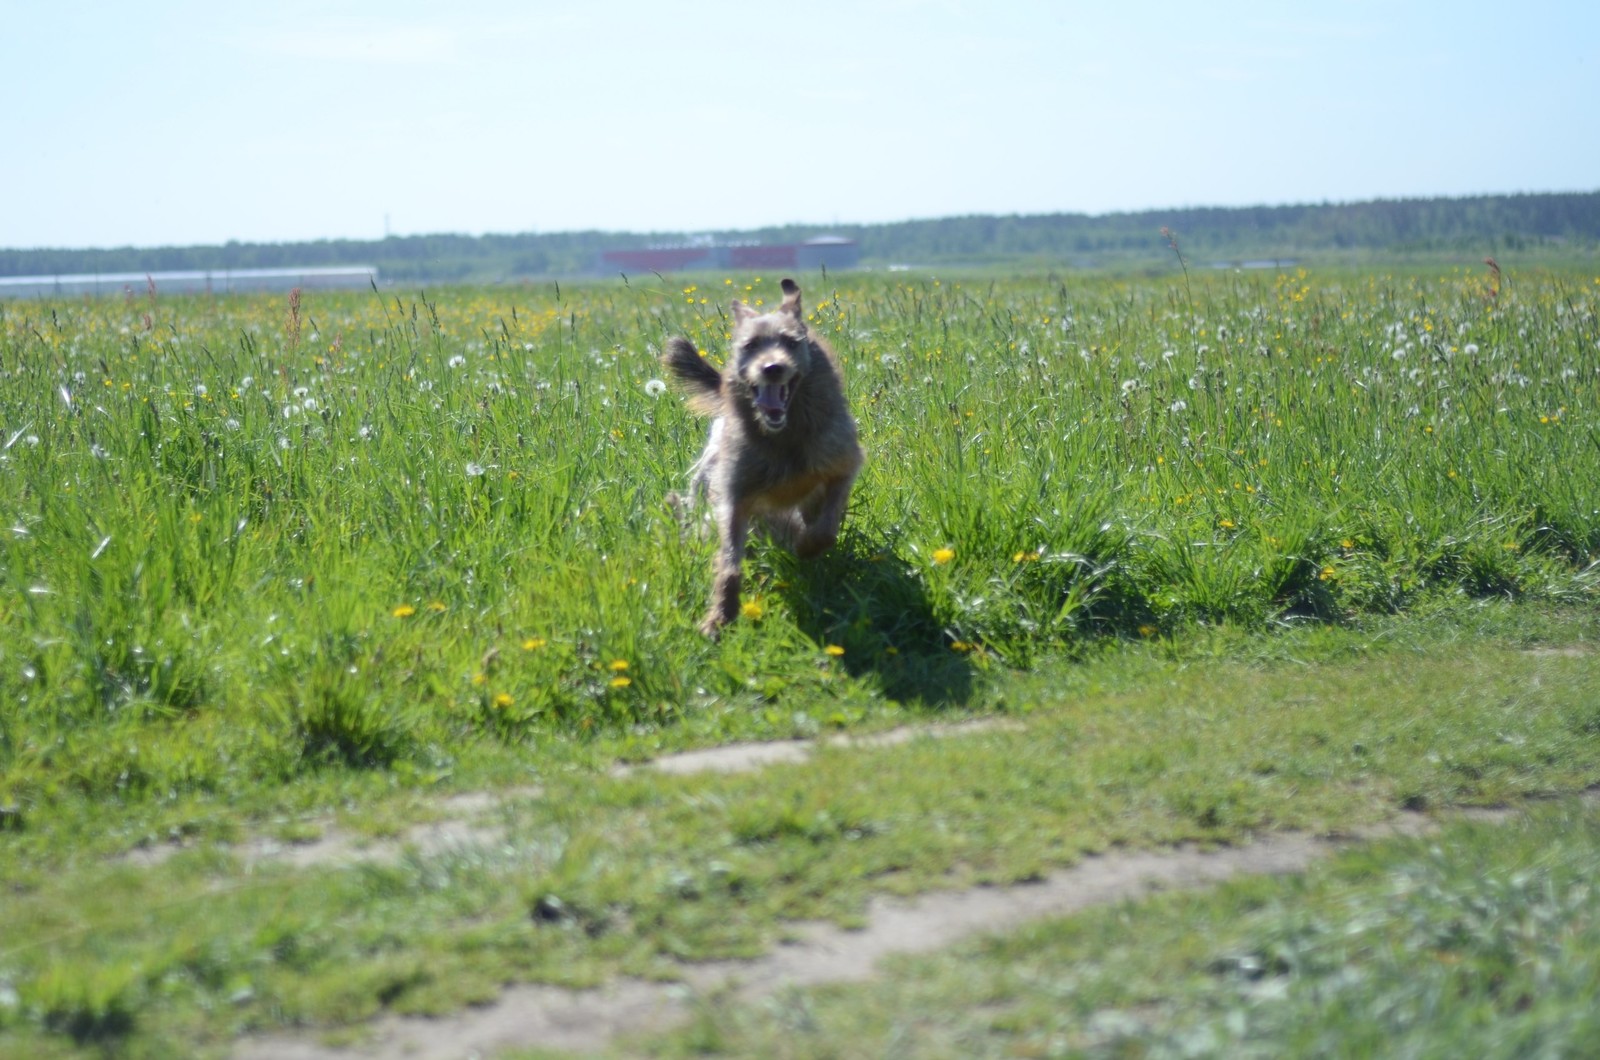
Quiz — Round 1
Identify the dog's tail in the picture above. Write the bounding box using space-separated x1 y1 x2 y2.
662 337 722 416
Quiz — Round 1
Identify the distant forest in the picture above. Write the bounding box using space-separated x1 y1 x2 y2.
4 191 1596 283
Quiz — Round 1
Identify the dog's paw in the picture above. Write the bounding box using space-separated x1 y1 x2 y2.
795 530 838 559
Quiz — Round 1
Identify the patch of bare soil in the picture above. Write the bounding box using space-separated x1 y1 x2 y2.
124 720 1017 871
232 810 1480 1060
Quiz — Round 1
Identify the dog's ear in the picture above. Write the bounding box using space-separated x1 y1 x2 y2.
780 278 803 318
730 299 756 323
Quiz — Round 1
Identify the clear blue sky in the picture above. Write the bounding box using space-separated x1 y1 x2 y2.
3 0 1595 250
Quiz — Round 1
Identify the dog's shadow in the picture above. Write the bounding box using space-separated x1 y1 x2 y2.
764 529 975 709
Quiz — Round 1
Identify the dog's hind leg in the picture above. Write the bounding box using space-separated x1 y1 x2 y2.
702 500 751 637
758 508 805 551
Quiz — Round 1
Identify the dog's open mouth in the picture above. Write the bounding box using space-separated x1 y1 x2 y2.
754 382 791 429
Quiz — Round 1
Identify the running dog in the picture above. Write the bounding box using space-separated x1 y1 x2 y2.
662 278 863 637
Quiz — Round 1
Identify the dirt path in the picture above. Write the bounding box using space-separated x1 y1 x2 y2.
123 719 1018 871
230 714 1516 1059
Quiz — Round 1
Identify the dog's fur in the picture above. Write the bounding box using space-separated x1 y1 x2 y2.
663 278 863 637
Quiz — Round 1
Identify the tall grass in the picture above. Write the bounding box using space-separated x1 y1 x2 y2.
1 267 1595 804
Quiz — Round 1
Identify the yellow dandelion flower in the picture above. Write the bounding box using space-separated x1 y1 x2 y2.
1341 539 1355 550
932 547 955 565
609 659 630 671
823 644 845 657
493 692 514 708
741 599 764 621
1218 518 1235 529
609 675 632 688
1319 566 1337 581
522 637 546 651
1137 624 1157 638
471 672 487 686
392 604 416 618
949 640 972 653
426 600 447 612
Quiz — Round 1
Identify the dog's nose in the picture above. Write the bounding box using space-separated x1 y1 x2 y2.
761 362 787 380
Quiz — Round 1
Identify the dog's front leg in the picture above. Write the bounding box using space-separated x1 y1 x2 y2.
795 471 857 559
702 500 751 637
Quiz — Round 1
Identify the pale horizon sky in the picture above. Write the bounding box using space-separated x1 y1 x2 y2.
3 0 1596 251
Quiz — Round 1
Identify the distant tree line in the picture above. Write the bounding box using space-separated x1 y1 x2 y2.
3 191 1595 282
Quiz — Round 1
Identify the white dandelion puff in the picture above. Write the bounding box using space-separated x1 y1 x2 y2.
644 378 667 398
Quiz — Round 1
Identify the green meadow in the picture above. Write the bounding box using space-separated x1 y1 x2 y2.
1 265 1597 1056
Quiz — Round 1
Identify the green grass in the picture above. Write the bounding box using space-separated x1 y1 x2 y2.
0 606 1595 1057
2 268 1597 809
0 266 1597 1055
633 797 1600 1059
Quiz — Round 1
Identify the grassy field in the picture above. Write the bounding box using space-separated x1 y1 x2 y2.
1 264 1597 1056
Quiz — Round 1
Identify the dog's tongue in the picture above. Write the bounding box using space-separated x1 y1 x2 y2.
755 384 786 414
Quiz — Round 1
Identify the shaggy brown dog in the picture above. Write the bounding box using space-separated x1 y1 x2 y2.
663 278 863 637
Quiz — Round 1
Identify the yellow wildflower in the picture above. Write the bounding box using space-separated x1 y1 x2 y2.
392 604 416 618
932 547 955 565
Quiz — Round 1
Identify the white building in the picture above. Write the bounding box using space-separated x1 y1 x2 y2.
0 266 378 299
